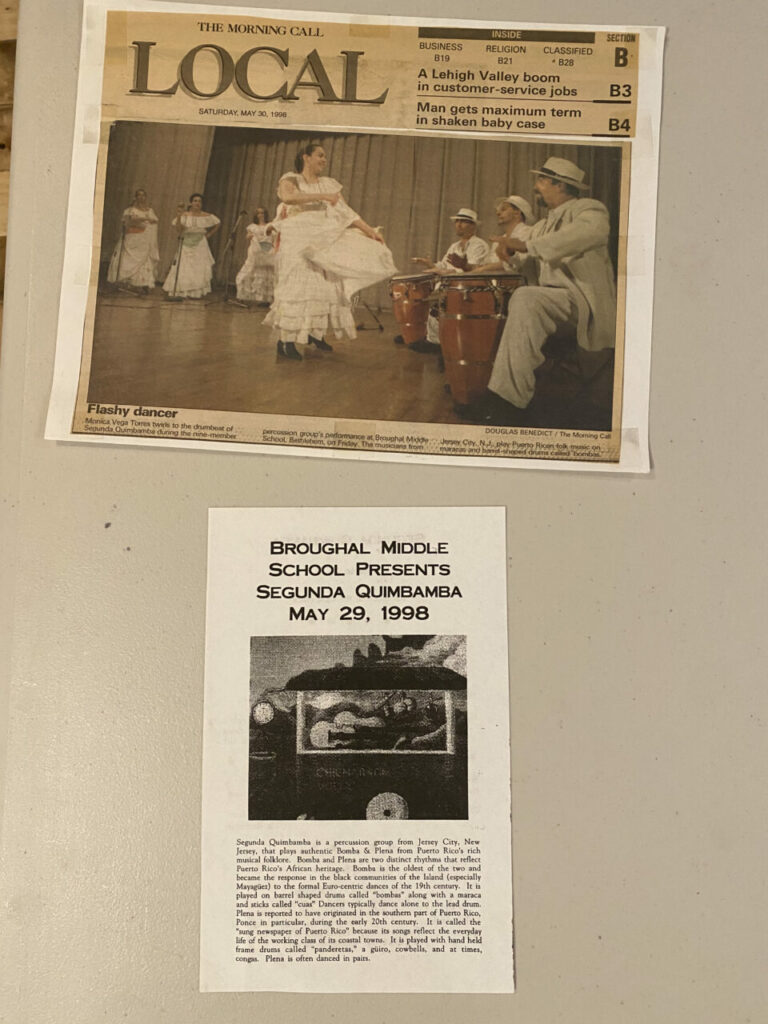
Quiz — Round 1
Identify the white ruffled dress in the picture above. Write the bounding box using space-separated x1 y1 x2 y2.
236 222 276 303
264 174 396 346
162 212 220 298
107 206 159 288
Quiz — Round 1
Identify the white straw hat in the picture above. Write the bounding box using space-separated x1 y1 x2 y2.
529 157 589 190
449 207 480 224
494 195 536 224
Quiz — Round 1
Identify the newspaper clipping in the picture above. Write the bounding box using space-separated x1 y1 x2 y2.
45 2 664 471
200 506 513 992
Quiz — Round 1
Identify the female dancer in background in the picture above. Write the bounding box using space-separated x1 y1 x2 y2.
235 206 276 305
107 189 159 294
265 142 396 361
162 193 221 300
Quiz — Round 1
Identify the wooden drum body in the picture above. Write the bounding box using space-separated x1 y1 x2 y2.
389 273 437 346
438 273 526 405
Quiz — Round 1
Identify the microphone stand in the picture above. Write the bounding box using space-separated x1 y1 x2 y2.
165 231 185 303
355 298 385 332
209 210 249 307
109 222 131 293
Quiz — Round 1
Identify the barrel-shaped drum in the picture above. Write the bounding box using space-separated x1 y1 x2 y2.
389 273 437 346
438 273 526 406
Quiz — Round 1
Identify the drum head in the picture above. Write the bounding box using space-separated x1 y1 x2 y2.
366 791 410 820
440 272 524 287
390 273 435 284
451 272 523 281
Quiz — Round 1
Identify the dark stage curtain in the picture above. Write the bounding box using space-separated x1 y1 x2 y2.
203 128 622 308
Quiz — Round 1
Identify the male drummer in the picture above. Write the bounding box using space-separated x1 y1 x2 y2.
402 207 491 353
413 207 491 275
475 195 536 279
464 157 617 426
420 198 536 353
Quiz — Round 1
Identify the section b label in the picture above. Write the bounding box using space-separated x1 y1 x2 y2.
414 29 638 137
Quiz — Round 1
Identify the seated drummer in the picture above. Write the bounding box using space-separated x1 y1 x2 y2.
404 207 491 353
413 207 491 275
474 195 537 282
461 157 617 426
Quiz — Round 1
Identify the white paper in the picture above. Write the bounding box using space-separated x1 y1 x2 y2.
200 506 513 991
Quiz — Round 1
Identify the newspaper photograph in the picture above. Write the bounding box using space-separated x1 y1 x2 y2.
201 506 513 992
45 1 664 471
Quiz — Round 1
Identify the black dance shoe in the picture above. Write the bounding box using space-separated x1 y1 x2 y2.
308 336 334 352
408 339 441 354
393 334 405 346
456 390 529 426
277 341 302 361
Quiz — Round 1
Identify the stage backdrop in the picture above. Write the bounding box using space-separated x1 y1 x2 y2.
101 122 215 278
100 122 622 308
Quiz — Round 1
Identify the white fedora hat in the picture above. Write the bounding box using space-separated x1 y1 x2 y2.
529 156 589 190
494 194 536 225
449 207 480 224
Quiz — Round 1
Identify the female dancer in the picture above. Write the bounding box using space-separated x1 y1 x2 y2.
106 189 159 293
162 193 221 300
265 142 396 360
235 206 276 304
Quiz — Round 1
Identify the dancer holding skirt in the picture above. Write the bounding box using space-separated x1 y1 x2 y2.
265 143 396 361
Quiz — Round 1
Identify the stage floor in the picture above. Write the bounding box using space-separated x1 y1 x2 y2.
88 289 462 425
87 287 614 430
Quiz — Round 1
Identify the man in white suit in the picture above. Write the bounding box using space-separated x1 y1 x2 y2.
470 157 616 425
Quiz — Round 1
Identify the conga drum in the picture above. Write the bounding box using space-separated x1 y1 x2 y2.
437 273 526 406
389 273 437 346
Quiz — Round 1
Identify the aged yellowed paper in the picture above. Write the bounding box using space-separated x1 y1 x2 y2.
45 2 664 470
